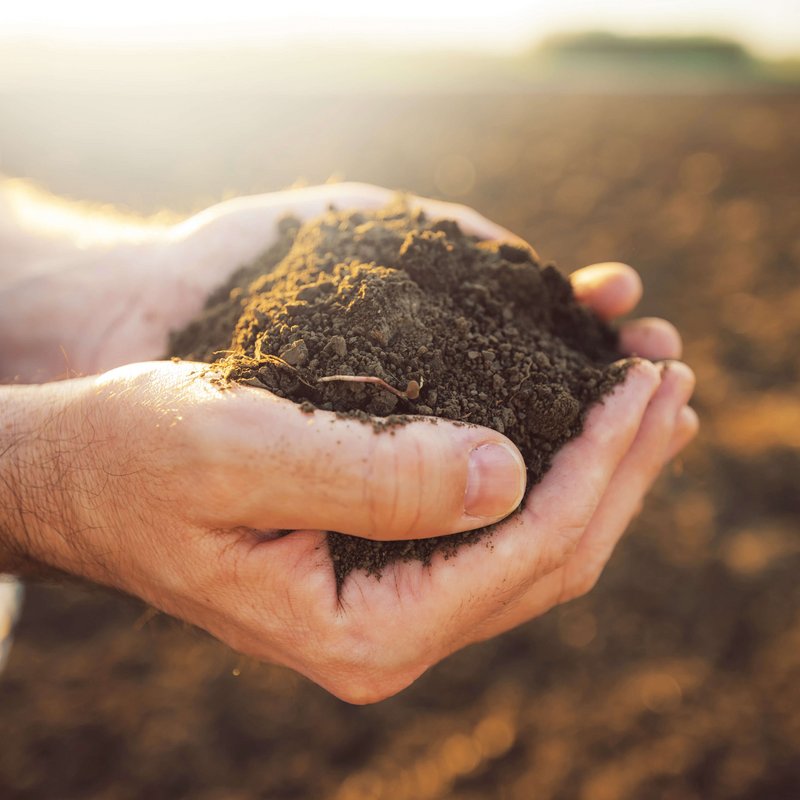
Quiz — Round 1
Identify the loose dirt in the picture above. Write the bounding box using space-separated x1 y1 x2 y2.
170 201 625 586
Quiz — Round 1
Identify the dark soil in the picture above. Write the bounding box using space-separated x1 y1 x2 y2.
170 202 624 585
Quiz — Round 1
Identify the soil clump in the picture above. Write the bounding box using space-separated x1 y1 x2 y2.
170 201 625 586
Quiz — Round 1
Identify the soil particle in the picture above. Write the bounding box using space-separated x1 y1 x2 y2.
170 200 625 588
279 338 308 366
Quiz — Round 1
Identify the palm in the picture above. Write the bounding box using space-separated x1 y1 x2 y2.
75 184 543 368
199 354 688 701
51 183 680 377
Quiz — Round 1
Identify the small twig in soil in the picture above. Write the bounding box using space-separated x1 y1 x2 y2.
317 374 422 401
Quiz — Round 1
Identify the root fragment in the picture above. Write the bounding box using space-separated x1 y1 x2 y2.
318 374 422 401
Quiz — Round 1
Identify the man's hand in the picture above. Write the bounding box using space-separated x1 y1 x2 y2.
0 352 693 705
1 182 680 381
0 184 697 702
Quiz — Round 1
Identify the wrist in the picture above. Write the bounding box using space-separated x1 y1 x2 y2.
0 179 169 286
0 238 168 382
0 380 93 577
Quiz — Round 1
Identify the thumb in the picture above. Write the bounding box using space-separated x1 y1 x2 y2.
204 387 526 540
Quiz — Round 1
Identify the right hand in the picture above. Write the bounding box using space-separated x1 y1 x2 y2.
0 305 694 705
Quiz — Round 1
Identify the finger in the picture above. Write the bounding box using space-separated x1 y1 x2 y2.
520 358 661 574
197 183 524 246
619 317 683 360
570 263 643 320
171 181 394 252
318 186 529 249
476 362 695 639
280 185 520 247
666 405 699 462
335 358 662 655
407 195 535 251
193 388 526 541
165 183 397 314
556 361 695 581
179 182 394 231
302 186 532 250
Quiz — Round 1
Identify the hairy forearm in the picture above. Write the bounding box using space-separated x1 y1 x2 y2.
0 382 82 577
1 384 51 573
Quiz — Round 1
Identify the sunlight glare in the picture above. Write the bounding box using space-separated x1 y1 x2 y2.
0 0 799 57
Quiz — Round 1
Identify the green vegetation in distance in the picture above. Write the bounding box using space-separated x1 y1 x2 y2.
0 31 797 93
531 31 800 87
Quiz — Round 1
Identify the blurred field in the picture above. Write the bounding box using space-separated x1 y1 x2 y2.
1 91 799 799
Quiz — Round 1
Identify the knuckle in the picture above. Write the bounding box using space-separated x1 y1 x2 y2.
318 632 419 705
573 570 601 600
561 564 603 603
525 505 591 577
641 462 664 494
365 431 428 537
339 181 388 205
455 201 475 218
582 415 619 452
327 670 411 705
543 524 584 572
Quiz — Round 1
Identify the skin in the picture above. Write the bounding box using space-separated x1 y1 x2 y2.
0 182 697 703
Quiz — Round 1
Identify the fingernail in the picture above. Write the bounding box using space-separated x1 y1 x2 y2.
465 442 526 518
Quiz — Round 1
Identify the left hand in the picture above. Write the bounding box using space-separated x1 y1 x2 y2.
2 182 682 382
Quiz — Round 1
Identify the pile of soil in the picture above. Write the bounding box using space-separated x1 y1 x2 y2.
170 201 625 586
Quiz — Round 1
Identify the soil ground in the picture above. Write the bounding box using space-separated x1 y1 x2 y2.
1 93 799 800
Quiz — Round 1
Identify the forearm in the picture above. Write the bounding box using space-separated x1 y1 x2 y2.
0 244 155 382
0 178 169 284
0 382 84 577
0 180 172 382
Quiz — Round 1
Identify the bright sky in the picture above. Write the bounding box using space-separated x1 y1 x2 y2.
1 0 799 58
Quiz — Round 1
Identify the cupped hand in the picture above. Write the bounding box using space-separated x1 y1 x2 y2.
9 183 685 380
2 184 697 703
